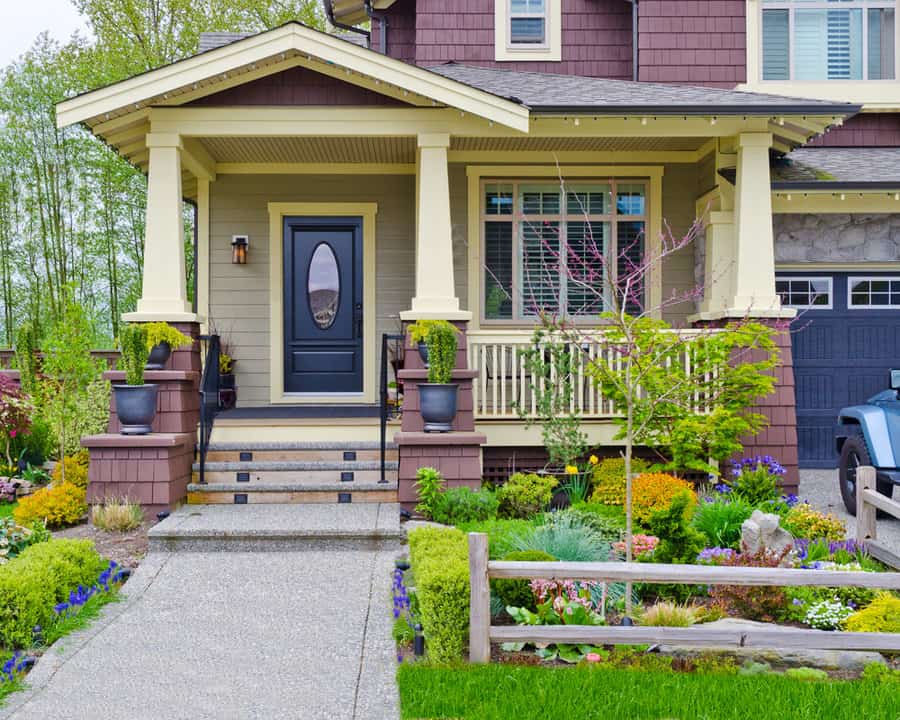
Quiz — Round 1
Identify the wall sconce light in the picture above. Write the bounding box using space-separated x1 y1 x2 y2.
231 235 249 265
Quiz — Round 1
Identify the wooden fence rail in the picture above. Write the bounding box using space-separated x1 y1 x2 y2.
0 349 120 370
857 465 900 569
468 532 900 663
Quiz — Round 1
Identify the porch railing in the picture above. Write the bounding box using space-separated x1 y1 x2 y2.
379 333 404 484
0 349 120 370
467 330 714 420
196 334 220 485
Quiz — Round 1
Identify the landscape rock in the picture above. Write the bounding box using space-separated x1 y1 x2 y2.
741 509 794 559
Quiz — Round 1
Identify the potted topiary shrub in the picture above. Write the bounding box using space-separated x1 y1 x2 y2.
143 322 193 370
407 320 460 368
113 325 158 435
418 320 459 433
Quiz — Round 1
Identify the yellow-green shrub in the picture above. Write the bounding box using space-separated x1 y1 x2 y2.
496 473 558 518
0 538 106 647
14 483 87 528
589 456 649 505
782 504 846 541
50 450 90 490
843 593 900 633
408 526 469 663
632 473 696 526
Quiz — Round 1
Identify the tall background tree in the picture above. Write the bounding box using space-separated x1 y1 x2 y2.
0 0 323 347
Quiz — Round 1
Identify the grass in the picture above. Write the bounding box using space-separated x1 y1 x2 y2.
0 503 17 520
91 498 144 532
43 591 121 646
397 664 900 720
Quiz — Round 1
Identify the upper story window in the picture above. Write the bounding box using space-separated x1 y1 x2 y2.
762 1 896 81
495 0 561 61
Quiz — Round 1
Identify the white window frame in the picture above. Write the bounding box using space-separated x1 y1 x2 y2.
775 275 834 309
494 0 561 62
480 178 648 324
759 0 897 82
847 275 900 309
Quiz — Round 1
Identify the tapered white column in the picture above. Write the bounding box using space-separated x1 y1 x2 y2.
401 133 470 321
729 132 783 315
124 132 197 322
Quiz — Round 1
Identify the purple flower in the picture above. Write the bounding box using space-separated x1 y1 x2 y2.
792 598 803 606
714 484 732 495
697 547 735 563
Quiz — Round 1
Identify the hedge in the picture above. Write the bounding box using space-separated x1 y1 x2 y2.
408 526 470 663
0 539 106 647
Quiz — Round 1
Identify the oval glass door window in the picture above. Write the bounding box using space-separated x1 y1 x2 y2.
308 243 340 330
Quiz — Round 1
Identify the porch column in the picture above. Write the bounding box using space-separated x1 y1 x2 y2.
729 132 783 315
696 182 736 315
124 132 196 322
401 133 470 321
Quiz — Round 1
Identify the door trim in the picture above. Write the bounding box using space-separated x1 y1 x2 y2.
268 202 378 405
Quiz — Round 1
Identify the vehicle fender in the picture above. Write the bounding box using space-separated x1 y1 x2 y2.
837 405 896 468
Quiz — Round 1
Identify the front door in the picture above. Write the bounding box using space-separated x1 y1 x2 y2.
283 217 363 394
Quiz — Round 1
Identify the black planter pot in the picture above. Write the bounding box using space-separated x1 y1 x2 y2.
419 383 458 433
417 342 429 368
219 373 236 390
145 342 172 370
113 384 159 435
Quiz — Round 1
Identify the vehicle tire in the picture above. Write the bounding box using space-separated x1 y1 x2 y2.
839 430 894 516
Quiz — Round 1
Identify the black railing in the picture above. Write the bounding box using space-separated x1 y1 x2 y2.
197 334 221 485
380 333 405 484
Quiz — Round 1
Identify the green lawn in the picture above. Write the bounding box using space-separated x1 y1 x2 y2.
397 663 900 720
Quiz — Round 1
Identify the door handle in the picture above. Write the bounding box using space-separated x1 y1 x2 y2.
354 303 363 337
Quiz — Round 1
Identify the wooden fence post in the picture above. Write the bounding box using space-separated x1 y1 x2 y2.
856 465 877 544
468 532 491 664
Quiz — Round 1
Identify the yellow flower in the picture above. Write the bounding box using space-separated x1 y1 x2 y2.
565 465 579 475
589 455 599 465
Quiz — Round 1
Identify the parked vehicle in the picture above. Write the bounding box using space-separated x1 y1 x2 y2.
835 369 900 514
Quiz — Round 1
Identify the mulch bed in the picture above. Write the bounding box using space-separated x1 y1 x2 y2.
52 521 151 569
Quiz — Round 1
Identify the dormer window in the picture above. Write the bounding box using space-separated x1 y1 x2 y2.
510 0 548 46
495 0 561 61
762 0 896 81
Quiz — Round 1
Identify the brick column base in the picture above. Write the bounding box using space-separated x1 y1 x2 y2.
104 370 200 434
81 433 194 517
396 431 487 512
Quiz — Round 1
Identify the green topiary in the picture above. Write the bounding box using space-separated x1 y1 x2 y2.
647 490 705 565
408 526 469 663
431 486 499 525
491 549 555 611
843 593 900 633
414 467 445 519
141 322 192 351
785 667 829 682
496 473 558 519
118 324 149 386
425 321 458 384
407 320 460 346
590 456 649 506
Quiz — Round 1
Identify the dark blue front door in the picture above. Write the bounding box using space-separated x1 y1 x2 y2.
284 217 363 394
778 272 900 468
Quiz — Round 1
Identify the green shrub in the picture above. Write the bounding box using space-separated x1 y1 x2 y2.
491 550 555 612
0 538 106 647
119 324 148 386
51 450 91 490
455 517 540 558
646 490 705 565
785 667 829 682
496 473 558 519
414 467 444 519
507 513 610 562
425 321 458 384
692 497 753 549
564 502 625 540
431 486 498 526
408 526 469 663
141 322 192 351
0 517 48 563
589 456 649 506
728 461 780 506
782 504 846 541
14 482 87 528
843 593 900 633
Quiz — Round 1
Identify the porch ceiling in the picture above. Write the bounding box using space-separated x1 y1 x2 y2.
450 136 709 152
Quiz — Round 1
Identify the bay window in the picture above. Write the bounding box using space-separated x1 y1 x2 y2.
482 180 647 322
762 1 896 81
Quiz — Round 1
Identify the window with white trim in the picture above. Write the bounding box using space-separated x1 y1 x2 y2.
482 180 647 321
848 276 900 307
510 0 548 46
775 276 833 308
762 1 896 81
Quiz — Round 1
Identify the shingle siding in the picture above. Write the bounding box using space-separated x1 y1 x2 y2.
808 114 900 148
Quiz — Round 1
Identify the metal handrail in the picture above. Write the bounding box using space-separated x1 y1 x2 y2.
197 334 221 485
380 333 404 484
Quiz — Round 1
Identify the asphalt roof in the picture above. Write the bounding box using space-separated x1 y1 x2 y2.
774 147 900 188
429 62 858 115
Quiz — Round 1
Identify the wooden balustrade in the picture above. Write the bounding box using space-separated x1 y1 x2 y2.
0 349 119 370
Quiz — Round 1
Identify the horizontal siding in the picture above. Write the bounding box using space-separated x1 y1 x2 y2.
661 163 701 326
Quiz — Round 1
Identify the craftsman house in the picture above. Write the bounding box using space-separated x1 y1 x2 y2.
58 1 900 510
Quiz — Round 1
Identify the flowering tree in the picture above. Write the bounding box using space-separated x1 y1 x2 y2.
0 375 33 470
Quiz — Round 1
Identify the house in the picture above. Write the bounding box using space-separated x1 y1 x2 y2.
58 2 900 511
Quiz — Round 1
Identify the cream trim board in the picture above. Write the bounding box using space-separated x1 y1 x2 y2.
218 163 416 175
773 191 900 213
494 0 562 62
196 178 210 332
267 202 378 405
465 165 665 330
776 262 900 271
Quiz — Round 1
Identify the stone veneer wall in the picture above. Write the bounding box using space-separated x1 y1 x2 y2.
774 214 900 262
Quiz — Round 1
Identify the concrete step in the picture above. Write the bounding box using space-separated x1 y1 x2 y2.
149 502 402 552
205 448 398 463
191 460 399 486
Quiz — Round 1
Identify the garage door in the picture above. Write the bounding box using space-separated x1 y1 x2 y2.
776 272 900 469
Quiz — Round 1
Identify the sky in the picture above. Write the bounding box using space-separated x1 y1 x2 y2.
0 0 91 68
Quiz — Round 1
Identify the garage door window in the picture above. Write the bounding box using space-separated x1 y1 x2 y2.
775 276 833 309
848 276 900 308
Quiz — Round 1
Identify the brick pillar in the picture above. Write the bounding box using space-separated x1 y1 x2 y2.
394 321 486 512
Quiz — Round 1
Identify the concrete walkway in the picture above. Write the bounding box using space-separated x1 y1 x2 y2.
3 505 402 720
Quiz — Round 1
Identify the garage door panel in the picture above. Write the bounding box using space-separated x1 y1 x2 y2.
792 324 835 362
848 373 888 406
848 324 896 361
794 372 834 411
796 419 837 469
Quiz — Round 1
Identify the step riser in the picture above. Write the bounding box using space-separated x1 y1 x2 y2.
204 450 398 463
187 490 399 505
193 470 397 485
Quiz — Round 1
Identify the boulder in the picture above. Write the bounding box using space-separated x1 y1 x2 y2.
741 509 794 559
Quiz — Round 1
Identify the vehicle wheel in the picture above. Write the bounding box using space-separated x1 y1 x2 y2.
839 431 894 516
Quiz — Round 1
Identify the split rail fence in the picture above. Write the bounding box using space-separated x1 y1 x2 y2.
857 465 900 570
468 525 900 663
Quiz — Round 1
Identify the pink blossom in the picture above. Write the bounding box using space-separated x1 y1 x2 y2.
585 653 603 663
8 431 15 439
